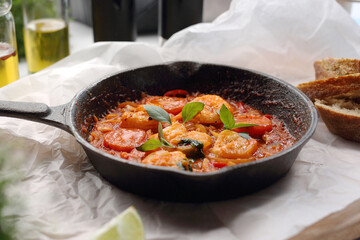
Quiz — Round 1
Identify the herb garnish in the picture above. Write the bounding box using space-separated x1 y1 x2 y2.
218 104 258 130
157 122 173 148
176 160 193 172
178 138 205 158
181 102 204 124
238 132 251 140
137 123 175 152
218 104 258 140
176 161 186 170
138 102 205 152
136 138 163 152
143 105 172 125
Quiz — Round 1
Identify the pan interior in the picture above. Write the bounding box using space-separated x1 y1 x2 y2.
71 62 312 143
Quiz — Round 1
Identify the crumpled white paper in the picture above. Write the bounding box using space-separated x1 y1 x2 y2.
1 0 360 239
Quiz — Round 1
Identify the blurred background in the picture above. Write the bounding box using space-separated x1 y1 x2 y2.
337 0 360 24
12 0 232 59
11 0 360 78
11 0 233 77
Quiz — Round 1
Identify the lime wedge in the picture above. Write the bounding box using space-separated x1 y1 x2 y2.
92 206 145 240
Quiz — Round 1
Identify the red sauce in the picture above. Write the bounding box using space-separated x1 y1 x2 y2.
88 91 295 172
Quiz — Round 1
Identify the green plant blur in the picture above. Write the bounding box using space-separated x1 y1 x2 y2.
0 155 15 240
12 0 25 58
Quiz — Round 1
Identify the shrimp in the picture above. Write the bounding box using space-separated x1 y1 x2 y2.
209 130 257 159
162 122 188 145
161 122 212 151
183 131 212 151
142 150 188 169
120 105 158 131
190 95 234 125
184 122 208 133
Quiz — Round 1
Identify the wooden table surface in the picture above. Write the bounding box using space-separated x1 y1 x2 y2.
290 198 360 240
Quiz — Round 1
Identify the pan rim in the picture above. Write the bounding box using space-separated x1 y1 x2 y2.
69 61 318 178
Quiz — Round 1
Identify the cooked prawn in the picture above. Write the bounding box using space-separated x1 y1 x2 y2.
209 130 258 159
162 122 188 145
120 105 158 131
190 95 233 125
142 150 187 168
160 122 212 150
183 131 212 151
184 122 208 133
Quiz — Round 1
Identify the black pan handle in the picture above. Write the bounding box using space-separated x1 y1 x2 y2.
0 100 71 133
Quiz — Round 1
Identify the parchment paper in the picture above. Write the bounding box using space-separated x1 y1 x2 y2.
1 0 360 239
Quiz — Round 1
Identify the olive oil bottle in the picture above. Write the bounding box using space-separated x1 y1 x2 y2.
24 18 69 73
0 43 19 87
22 0 69 73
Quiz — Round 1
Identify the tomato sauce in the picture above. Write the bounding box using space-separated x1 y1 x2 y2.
88 91 295 172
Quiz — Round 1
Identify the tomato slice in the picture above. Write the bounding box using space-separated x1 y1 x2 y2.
233 115 273 138
237 102 247 113
104 128 147 152
212 162 228 168
144 96 187 115
164 89 189 98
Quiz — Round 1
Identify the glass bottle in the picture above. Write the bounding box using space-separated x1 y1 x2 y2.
91 0 136 42
0 0 19 87
22 0 69 73
159 0 203 44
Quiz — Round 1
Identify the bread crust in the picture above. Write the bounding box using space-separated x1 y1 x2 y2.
297 74 360 102
297 57 360 142
314 57 360 80
315 99 360 142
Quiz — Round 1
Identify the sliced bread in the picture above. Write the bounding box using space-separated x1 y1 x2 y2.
314 57 360 80
297 57 360 142
297 73 360 102
315 92 360 142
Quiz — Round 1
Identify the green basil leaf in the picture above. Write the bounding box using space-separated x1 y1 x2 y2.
143 105 172 125
157 123 174 148
218 104 235 129
178 138 204 149
158 122 165 140
218 104 259 130
181 102 204 124
238 132 251 140
178 138 205 158
188 158 195 163
188 164 193 172
136 139 163 152
233 123 258 128
176 161 186 170
162 141 174 148
176 160 193 172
